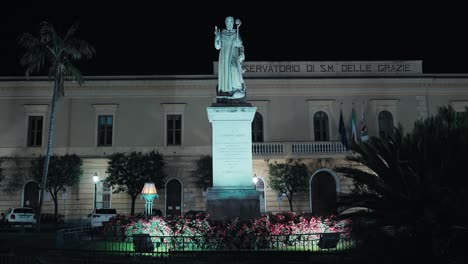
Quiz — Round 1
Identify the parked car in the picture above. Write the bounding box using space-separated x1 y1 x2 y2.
88 208 117 228
3 207 37 226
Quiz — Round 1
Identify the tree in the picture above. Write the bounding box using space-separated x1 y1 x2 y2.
30 154 82 224
193 155 213 192
18 21 94 230
268 159 309 211
336 105 468 263
105 151 167 215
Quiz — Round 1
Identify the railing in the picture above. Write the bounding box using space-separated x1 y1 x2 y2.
57 231 356 256
252 141 349 155
252 143 284 154
56 226 93 249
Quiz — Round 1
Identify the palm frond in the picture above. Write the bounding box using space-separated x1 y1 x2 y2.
64 39 95 60
65 62 84 84
39 21 55 45
64 21 80 42
18 20 94 85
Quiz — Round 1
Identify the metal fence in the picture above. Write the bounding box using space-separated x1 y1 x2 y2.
57 230 356 257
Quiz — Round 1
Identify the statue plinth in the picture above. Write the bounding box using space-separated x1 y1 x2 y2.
206 106 260 220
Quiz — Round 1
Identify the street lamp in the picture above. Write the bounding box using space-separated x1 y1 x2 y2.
141 182 159 218
93 173 99 210
253 174 259 185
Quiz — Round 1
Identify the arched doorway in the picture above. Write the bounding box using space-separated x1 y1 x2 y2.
309 170 339 215
23 181 40 211
166 179 182 216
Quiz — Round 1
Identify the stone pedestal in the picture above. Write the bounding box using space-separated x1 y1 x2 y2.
206 106 260 220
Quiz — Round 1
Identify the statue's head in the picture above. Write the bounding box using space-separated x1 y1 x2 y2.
225 16 234 30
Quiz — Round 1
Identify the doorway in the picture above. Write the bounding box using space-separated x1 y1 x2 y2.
310 171 337 215
23 181 40 212
166 179 182 216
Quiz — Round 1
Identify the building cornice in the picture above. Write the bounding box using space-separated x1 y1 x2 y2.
1 76 468 98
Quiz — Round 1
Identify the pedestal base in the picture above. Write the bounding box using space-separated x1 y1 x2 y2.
206 188 260 220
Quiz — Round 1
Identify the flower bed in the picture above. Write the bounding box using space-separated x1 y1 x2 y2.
103 212 351 250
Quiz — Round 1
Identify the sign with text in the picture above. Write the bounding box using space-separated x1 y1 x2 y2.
214 61 423 77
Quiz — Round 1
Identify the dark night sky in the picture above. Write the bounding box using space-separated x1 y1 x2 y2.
1 3 467 76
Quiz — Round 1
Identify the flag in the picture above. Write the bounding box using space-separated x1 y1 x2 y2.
339 109 349 149
360 104 369 142
350 107 358 144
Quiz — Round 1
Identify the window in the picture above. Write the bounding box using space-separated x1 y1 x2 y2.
97 115 113 146
307 100 334 141
27 116 43 147
13 208 35 214
451 101 468 112
96 181 111 209
162 104 185 146
378 110 394 138
167 114 182 146
249 100 269 141
371 99 398 138
313 111 329 141
252 112 264 142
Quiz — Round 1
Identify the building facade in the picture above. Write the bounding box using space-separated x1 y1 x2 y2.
1 61 468 225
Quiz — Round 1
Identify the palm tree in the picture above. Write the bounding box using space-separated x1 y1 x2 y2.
18 21 95 230
336 106 468 263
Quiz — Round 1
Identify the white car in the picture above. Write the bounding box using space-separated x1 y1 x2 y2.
3 207 37 225
88 208 117 228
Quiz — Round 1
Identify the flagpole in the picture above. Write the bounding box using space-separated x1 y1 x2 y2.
339 102 349 150
361 101 369 142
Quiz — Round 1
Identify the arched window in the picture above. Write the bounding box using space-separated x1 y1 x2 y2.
313 111 329 141
252 112 264 142
378 110 394 138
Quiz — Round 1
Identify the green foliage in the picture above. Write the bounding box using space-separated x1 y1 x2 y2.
18 21 95 89
337 105 468 262
105 151 167 215
102 212 351 251
193 155 212 191
268 159 309 211
18 20 94 231
30 154 83 195
30 154 82 221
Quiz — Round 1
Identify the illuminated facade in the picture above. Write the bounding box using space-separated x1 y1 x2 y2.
1 61 468 224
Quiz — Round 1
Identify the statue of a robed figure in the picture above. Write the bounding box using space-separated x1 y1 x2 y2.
214 16 246 102
207 16 259 220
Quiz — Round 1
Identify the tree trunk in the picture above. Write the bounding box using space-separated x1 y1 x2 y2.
131 195 137 216
51 191 58 226
53 190 59 223
36 82 58 232
288 193 294 211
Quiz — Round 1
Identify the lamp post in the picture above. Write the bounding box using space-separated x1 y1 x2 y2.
141 182 159 218
93 173 99 210
253 174 259 185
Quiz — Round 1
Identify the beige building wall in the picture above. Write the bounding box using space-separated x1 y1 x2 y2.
1 65 468 224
